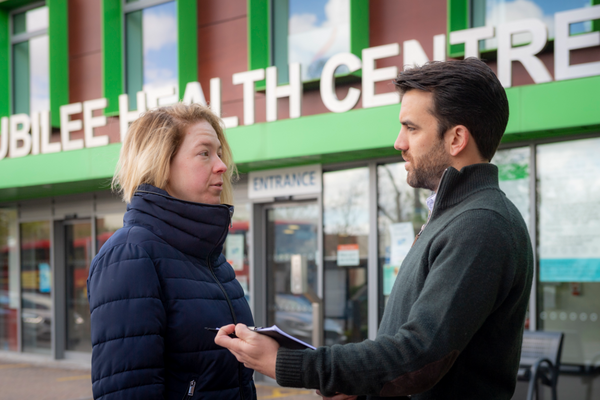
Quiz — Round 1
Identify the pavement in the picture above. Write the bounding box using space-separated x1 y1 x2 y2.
0 354 318 400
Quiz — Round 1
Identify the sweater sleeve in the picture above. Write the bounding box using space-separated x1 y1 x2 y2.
276 210 516 397
88 242 167 400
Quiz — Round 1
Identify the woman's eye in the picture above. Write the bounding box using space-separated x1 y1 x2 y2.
198 151 208 157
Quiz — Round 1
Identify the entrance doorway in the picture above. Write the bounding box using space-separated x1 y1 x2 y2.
64 220 92 353
265 202 323 347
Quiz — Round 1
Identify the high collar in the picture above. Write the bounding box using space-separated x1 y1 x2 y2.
124 184 234 262
434 163 500 211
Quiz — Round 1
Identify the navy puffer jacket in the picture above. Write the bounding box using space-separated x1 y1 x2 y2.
87 184 256 400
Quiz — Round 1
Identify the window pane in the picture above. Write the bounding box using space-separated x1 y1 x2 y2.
266 204 319 346
323 167 369 344
13 6 48 34
29 35 50 114
276 0 351 82
12 41 30 115
377 163 429 319
0 209 19 352
142 2 177 91
66 221 92 352
537 137 600 365
96 214 124 252
471 0 592 50
25 6 48 32
493 147 530 229
224 200 251 304
20 221 52 354
126 1 178 109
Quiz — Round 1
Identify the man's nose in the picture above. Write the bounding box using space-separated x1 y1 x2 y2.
394 129 407 152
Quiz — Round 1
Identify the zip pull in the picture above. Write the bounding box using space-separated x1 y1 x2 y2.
184 380 196 399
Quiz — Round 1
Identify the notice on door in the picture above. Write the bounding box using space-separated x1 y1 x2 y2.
337 244 359 267
226 234 244 271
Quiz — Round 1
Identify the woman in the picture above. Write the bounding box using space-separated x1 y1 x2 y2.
87 103 256 400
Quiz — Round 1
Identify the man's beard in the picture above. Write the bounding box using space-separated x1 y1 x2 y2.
404 139 450 191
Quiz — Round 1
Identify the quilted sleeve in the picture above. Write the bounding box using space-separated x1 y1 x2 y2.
88 242 166 400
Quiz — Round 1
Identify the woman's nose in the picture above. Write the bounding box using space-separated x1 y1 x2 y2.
214 157 227 174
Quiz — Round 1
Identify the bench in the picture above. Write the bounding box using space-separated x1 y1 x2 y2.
517 330 564 400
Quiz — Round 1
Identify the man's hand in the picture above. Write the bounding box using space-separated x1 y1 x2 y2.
316 390 358 400
214 324 280 379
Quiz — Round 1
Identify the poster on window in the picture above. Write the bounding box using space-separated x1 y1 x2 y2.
383 222 415 295
538 138 600 282
226 234 244 271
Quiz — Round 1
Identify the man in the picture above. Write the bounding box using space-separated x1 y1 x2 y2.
216 58 533 400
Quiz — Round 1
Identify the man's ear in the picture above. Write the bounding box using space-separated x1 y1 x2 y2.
445 125 470 157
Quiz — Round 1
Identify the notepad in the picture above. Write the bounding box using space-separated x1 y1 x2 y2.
249 325 316 350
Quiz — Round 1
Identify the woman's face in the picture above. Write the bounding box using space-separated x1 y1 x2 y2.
167 120 227 204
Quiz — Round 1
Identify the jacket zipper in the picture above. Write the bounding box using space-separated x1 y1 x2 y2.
181 380 196 400
414 168 448 244
205 209 246 400
135 190 243 400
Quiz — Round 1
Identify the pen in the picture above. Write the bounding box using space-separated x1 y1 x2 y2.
204 327 238 338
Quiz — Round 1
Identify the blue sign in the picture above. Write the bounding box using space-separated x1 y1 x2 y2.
540 258 600 282
38 263 51 293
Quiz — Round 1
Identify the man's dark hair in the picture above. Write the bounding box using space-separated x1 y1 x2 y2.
393 58 509 161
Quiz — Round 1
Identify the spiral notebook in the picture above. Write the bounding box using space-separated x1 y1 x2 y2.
249 325 316 350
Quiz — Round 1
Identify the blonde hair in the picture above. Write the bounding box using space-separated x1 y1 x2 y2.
112 102 237 204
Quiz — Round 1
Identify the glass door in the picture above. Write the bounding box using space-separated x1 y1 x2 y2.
265 202 321 346
65 220 92 352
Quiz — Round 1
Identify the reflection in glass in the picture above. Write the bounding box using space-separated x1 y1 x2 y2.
0 209 19 351
266 204 323 346
12 6 49 115
96 214 124 252
537 137 600 365
13 6 48 34
377 163 428 318
21 221 51 354
126 1 178 109
66 221 92 352
273 0 350 83
323 168 368 344
471 0 592 50
224 201 251 303
493 147 530 229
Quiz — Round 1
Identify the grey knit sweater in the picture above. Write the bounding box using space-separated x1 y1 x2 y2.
276 163 533 399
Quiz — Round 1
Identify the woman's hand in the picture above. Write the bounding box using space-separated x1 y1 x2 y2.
215 324 280 379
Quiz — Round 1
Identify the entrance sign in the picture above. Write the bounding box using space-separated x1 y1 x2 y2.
249 164 322 199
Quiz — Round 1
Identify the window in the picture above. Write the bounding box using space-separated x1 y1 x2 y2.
0 208 18 352
537 137 600 365
124 0 178 109
11 5 49 115
323 167 369 343
377 162 429 318
248 0 369 88
273 0 351 84
493 147 530 229
447 0 600 57
20 220 51 354
223 176 252 303
471 0 595 50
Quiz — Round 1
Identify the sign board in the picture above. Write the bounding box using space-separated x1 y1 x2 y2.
225 234 244 271
337 244 360 267
248 164 322 199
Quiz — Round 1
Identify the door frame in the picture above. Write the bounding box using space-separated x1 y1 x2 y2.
250 196 324 337
54 217 93 362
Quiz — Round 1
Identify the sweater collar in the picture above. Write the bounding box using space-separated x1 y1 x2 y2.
434 163 499 211
124 184 233 262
